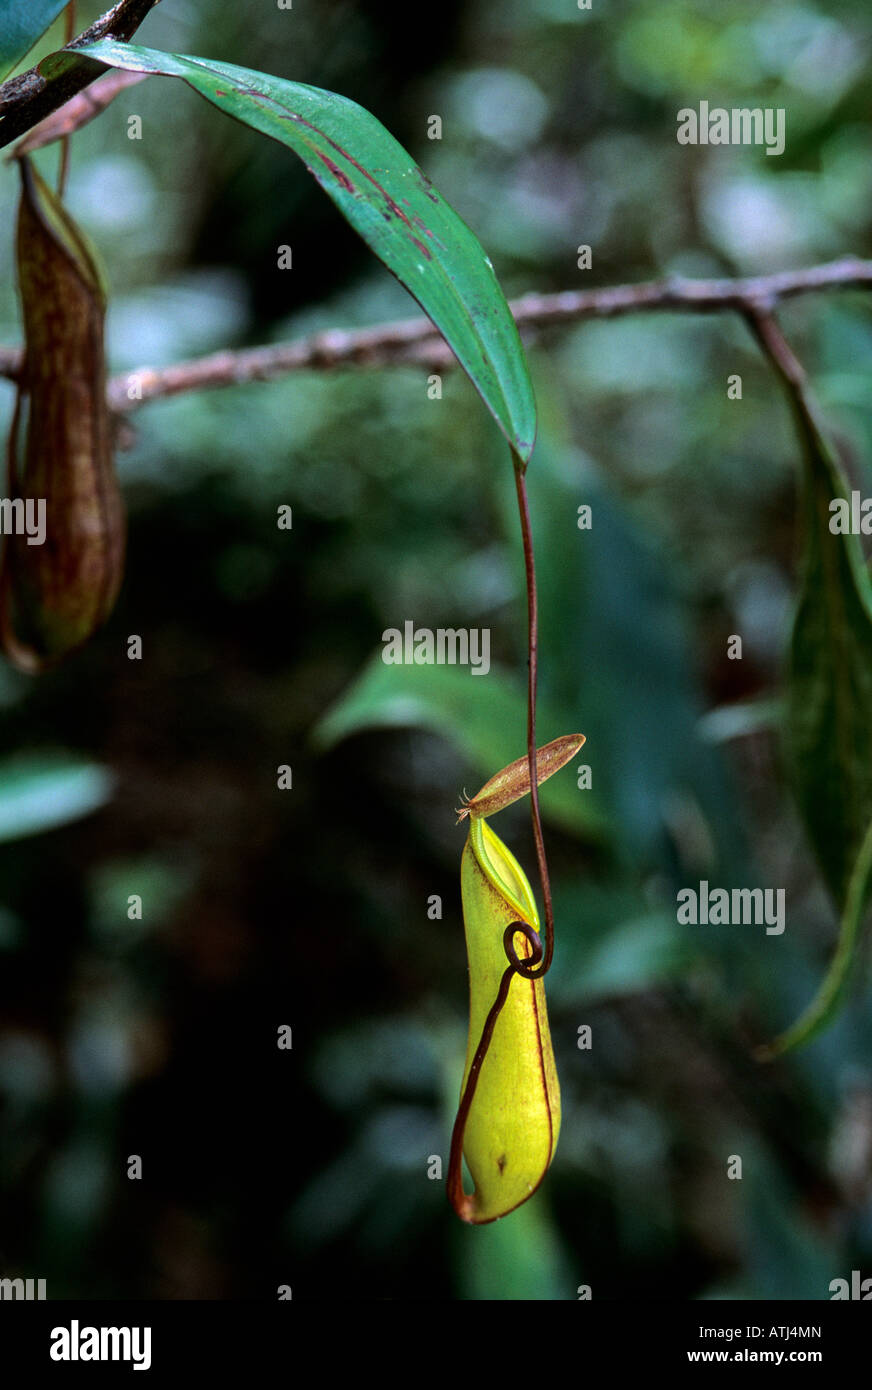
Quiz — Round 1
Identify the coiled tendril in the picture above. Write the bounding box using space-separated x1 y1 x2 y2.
503 920 544 979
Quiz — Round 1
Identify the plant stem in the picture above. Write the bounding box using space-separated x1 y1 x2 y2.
447 454 556 1219
513 455 555 974
56 2 77 197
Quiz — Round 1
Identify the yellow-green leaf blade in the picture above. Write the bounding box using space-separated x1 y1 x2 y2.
758 815 872 1059
785 395 872 911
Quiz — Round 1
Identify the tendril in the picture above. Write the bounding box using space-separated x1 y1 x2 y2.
502 920 544 978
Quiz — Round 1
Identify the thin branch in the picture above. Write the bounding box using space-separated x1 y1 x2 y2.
0 257 870 408
506 256 872 322
109 324 461 411
105 257 872 412
741 302 808 397
0 0 160 149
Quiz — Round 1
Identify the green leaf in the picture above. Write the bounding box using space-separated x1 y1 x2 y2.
0 754 114 842
562 908 690 1005
784 394 872 911
311 653 606 838
65 39 537 461
696 696 782 745
0 0 68 83
757 815 872 1059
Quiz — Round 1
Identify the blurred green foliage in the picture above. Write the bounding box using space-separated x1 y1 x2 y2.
0 0 871 1300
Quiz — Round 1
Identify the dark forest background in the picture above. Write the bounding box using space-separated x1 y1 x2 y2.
0 0 871 1299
